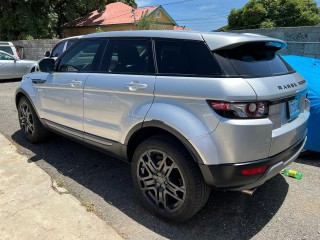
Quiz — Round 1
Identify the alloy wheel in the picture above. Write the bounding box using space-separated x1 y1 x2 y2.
19 103 34 137
136 150 186 213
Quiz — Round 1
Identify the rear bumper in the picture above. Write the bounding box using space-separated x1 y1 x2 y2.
199 135 306 190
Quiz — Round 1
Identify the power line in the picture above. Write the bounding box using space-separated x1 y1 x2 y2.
139 0 193 9
178 13 307 31
161 0 193 6
181 19 228 25
229 14 305 30
175 12 230 22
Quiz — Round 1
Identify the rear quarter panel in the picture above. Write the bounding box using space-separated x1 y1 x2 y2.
146 75 257 140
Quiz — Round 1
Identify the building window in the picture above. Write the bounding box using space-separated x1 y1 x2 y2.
155 11 161 18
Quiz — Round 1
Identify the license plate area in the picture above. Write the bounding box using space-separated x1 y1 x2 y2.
288 99 300 120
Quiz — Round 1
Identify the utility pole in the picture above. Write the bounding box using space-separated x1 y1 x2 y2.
132 7 137 25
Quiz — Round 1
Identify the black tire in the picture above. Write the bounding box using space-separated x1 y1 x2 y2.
132 135 211 222
18 96 48 143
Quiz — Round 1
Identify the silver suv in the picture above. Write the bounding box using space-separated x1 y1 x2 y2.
15 31 309 222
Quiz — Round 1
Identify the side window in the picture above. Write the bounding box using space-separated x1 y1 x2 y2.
101 39 155 74
0 46 14 55
65 39 78 50
0 52 14 60
57 40 103 73
155 40 222 76
51 41 66 57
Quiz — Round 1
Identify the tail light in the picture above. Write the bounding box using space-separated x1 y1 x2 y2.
208 101 269 119
241 166 267 175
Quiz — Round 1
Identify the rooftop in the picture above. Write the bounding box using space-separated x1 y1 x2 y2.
63 2 160 27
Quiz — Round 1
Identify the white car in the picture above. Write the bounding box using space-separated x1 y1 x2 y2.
0 50 37 80
0 41 20 59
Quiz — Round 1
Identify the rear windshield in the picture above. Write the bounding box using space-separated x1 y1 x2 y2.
214 42 294 78
0 46 14 55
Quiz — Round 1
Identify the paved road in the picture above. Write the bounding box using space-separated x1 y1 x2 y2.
1 80 320 240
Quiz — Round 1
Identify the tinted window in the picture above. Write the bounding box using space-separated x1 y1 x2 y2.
214 42 294 78
51 41 65 57
66 39 78 50
0 46 14 55
57 40 103 72
0 52 14 60
155 40 222 76
100 39 154 74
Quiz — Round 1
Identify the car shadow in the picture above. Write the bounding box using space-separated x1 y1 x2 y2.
0 78 22 83
296 151 320 168
11 130 288 240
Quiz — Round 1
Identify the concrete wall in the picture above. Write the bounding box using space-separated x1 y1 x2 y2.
230 26 320 59
11 39 59 60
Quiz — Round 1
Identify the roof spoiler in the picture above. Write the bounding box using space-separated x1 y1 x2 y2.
202 32 287 51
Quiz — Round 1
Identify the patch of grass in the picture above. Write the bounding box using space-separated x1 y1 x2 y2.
82 201 95 212
55 178 64 188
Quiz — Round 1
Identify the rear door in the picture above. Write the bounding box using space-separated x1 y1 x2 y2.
83 38 156 143
213 42 308 156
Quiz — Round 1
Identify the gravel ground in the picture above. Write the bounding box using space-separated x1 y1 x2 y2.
1 80 320 240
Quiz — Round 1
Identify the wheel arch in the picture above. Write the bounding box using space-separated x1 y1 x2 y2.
126 120 204 164
15 89 43 124
15 89 32 108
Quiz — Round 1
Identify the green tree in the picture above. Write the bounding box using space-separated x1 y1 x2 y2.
225 0 320 30
136 11 162 30
0 0 137 40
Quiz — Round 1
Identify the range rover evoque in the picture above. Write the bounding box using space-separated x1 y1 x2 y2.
15 31 310 222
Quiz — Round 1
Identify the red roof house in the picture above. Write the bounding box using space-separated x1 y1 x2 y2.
62 2 183 37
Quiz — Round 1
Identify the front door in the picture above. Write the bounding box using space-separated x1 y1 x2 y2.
0 51 14 79
36 39 106 132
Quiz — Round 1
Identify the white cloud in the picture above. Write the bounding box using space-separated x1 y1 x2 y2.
136 0 153 7
197 4 216 11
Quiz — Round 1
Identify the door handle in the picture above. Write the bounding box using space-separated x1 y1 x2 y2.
124 81 147 91
32 79 46 84
69 80 82 87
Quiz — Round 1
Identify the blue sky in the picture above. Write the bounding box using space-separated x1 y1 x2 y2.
136 0 320 31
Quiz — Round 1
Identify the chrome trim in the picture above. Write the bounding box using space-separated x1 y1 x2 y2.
44 119 83 139
84 133 113 146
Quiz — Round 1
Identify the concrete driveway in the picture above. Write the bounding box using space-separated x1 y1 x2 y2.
1 80 320 240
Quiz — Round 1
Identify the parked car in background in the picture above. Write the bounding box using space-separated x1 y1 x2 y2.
282 55 320 152
0 41 20 59
0 50 37 80
44 36 82 60
16 31 309 222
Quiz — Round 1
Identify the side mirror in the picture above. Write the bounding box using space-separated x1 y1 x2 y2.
38 58 55 73
44 51 51 58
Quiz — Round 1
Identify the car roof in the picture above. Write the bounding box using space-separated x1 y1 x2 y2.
58 35 83 43
81 30 286 51
82 30 204 41
0 41 14 46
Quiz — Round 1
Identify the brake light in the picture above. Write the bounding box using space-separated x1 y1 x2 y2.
208 101 269 119
241 166 267 175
